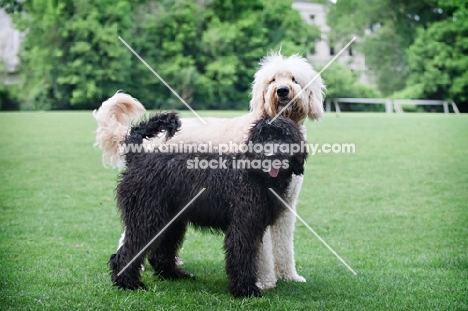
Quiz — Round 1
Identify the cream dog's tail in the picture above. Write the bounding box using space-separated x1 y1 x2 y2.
93 92 146 169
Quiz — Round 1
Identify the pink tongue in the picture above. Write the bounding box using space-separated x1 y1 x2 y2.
269 167 279 178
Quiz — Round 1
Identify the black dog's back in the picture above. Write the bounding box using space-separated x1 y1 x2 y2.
118 152 288 231
119 114 307 232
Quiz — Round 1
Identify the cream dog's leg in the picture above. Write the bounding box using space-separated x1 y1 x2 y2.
256 228 277 289
271 174 306 282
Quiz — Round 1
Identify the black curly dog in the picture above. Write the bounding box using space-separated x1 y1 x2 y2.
109 112 307 297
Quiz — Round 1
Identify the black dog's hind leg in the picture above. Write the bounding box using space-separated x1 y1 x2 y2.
109 237 147 290
148 220 192 280
224 221 264 297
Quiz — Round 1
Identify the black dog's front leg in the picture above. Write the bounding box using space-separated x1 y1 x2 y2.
224 224 263 298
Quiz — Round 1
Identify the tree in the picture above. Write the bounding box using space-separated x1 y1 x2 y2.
326 0 449 96
2 0 320 110
125 0 204 110
0 0 24 14
321 62 381 111
125 0 320 110
7 0 133 110
404 1 468 110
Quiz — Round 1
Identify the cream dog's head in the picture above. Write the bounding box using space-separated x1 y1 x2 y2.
250 52 325 124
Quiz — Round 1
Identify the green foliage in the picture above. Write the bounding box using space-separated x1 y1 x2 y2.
321 63 382 112
0 84 19 110
322 63 380 99
0 62 19 110
10 0 133 110
0 0 24 14
405 3 468 106
261 0 320 56
327 0 453 96
327 0 467 107
126 0 319 110
399 104 425 113
2 0 320 110
327 0 444 45
390 83 425 99
359 25 408 96
125 0 203 110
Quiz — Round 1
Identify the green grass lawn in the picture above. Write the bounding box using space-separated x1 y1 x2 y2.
1 111 467 310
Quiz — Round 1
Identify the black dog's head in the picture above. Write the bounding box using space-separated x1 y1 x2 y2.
244 116 308 177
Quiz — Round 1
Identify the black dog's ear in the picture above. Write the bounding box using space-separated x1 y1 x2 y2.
290 153 307 175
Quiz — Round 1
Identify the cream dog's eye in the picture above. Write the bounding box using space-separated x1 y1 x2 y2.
292 77 298 84
271 78 275 83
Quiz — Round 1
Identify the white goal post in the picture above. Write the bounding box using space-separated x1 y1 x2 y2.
326 98 460 114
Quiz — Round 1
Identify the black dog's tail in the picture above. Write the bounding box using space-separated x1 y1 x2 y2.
125 112 181 146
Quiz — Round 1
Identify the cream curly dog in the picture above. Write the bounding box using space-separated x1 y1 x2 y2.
94 52 325 290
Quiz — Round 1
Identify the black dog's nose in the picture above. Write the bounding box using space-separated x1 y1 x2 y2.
277 86 289 98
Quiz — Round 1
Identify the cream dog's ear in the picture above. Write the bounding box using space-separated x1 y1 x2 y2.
250 81 266 115
307 80 325 121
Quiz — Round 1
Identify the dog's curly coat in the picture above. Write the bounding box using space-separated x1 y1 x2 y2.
94 52 325 289
110 112 308 297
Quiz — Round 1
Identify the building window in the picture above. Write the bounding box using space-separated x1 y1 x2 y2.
330 46 335 56
348 46 353 56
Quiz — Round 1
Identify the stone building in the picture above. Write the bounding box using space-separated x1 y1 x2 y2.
292 0 369 84
0 9 21 84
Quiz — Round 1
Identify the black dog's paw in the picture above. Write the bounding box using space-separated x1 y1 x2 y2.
231 284 262 298
171 268 194 280
155 268 194 280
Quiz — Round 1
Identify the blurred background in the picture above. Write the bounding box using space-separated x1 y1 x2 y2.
0 0 466 112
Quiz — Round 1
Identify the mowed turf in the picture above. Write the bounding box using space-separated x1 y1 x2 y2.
0 111 467 310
